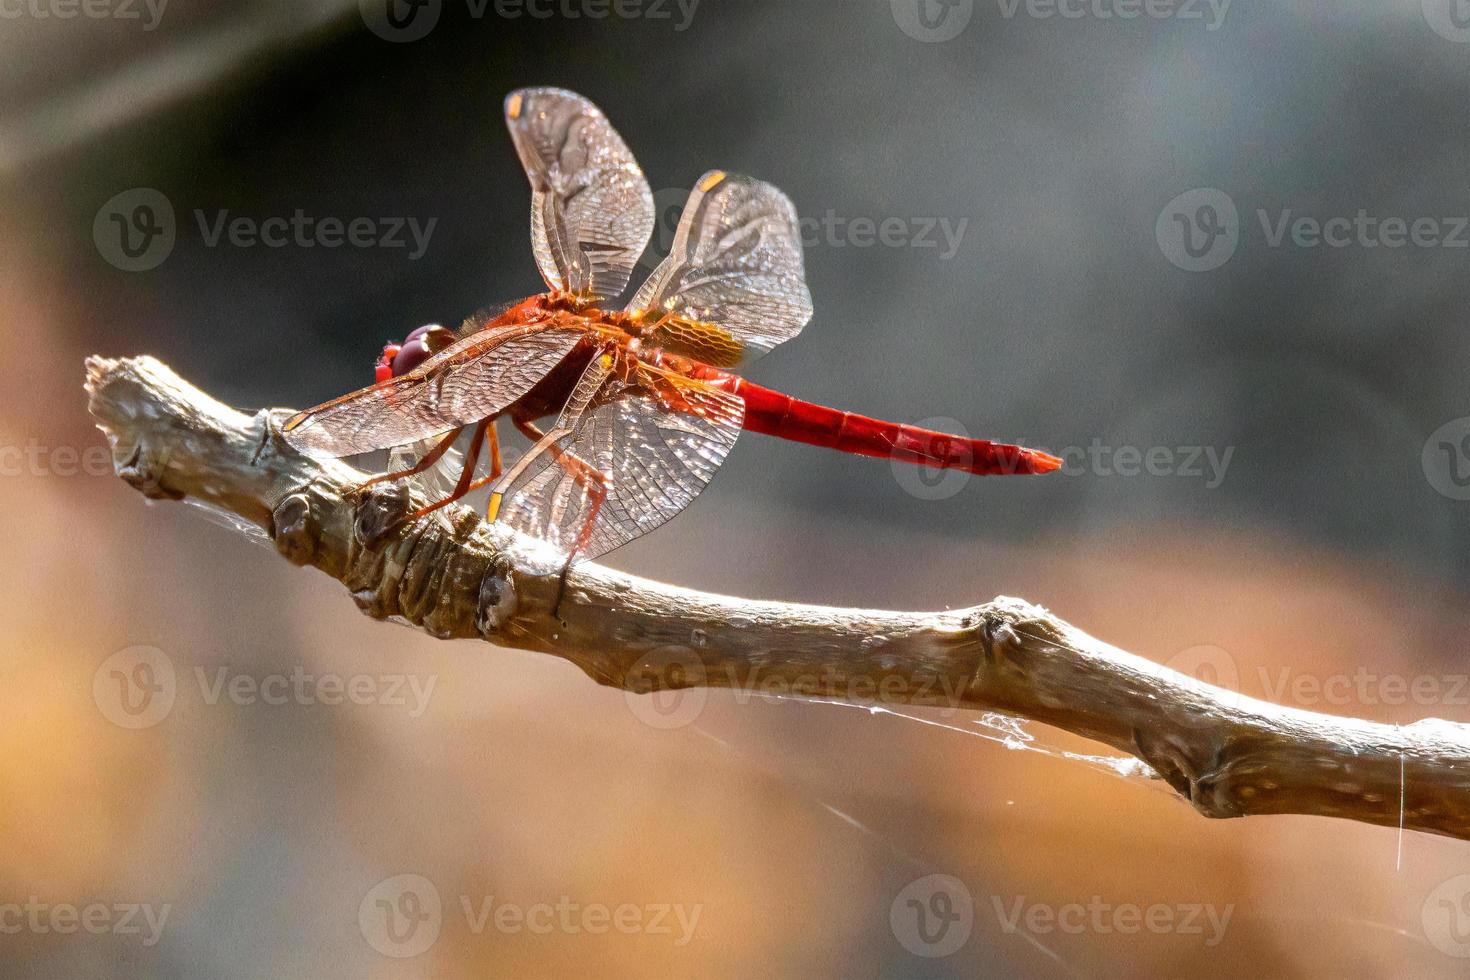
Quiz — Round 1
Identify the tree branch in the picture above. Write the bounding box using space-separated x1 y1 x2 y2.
85 354 1470 840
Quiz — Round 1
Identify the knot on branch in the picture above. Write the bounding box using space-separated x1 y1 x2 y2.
1132 728 1244 819
477 556 517 636
968 596 1062 678
272 492 318 565
354 481 413 546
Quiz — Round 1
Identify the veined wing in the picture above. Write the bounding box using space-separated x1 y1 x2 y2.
496 355 743 563
505 87 654 303
283 324 583 458
628 170 813 367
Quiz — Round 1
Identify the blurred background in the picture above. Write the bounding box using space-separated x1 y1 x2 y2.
5 0 1470 975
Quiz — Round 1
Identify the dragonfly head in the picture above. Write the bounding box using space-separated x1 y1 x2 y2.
375 324 457 383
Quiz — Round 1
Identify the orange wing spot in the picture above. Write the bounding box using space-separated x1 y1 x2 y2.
696 170 727 193
649 315 744 368
506 92 523 119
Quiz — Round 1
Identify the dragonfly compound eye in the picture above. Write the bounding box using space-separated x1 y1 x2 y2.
390 325 456 377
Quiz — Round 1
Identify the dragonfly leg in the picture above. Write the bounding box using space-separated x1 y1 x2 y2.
486 420 503 482
348 425 465 494
553 475 608 620
509 418 609 620
509 419 605 487
400 418 492 524
485 417 600 521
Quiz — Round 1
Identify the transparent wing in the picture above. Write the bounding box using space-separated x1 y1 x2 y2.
497 357 743 563
628 170 813 366
505 87 654 303
282 325 582 458
387 436 465 498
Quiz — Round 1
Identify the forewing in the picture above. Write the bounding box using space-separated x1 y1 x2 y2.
283 326 582 458
505 87 654 302
629 171 813 366
498 359 743 563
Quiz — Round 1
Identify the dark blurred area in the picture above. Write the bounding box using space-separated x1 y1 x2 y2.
5 0 1470 976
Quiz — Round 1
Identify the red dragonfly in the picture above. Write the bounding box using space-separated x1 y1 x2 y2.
285 87 1061 579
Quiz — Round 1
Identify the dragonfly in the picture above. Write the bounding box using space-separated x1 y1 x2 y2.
284 87 1061 595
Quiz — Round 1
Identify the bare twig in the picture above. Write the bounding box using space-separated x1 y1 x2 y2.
85 354 1470 840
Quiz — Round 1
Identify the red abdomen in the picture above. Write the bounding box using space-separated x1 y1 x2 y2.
693 368 1062 476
